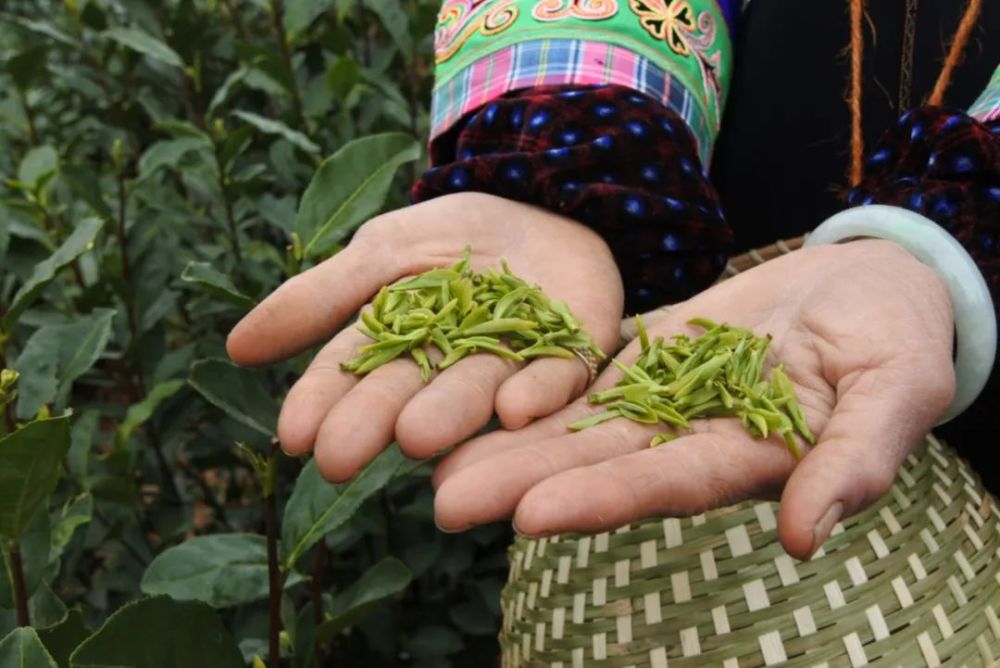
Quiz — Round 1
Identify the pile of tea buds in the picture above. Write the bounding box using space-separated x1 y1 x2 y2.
342 250 604 381
569 317 815 458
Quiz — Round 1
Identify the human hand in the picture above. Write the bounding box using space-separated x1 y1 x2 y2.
432 239 955 559
226 193 623 482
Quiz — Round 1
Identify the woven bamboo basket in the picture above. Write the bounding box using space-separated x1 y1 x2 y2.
499 237 1000 668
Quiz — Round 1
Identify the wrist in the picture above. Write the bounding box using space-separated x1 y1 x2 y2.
805 205 996 423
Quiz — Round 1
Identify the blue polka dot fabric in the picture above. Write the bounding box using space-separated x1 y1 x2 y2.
412 84 733 314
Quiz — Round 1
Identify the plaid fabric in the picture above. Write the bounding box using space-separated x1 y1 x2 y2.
431 38 716 167
969 64 1000 122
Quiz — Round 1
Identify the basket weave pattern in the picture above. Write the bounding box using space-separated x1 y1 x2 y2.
499 238 1000 667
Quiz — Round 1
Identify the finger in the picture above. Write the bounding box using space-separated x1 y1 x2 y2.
434 416 660 531
277 327 370 455
495 357 590 429
227 236 400 366
430 358 632 489
512 429 796 537
395 354 520 460
777 361 954 560
313 357 429 483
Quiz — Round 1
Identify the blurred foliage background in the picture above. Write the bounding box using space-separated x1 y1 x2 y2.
0 1 511 666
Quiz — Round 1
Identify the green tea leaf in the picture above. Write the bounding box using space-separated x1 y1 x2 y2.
59 166 112 220
140 534 270 608
362 0 412 60
14 309 117 419
0 416 71 539
6 18 77 47
3 218 104 328
180 262 256 309
68 596 243 668
0 627 58 668
50 494 93 560
284 0 336 38
103 27 183 68
18 146 58 188
138 137 212 178
296 133 420 258
188 360 278 436
37 610 90 668
232 110 319 154
282 446 406 568
115 380 185 448
6 45 49 91
314 558 412 644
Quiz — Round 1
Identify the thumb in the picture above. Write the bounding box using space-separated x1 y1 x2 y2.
777 361 954 560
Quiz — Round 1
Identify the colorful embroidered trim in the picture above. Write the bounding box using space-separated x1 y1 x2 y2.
969 64 1000 122
431 0 733 159
431 38 717 165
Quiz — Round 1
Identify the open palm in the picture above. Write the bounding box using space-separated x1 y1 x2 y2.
432 239 955 559
227 192 624 482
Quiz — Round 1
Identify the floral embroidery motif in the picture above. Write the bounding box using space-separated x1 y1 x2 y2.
629 0 722 122
676 10 723 123
532 0 619 21
436 0 520 64
628 0 695 55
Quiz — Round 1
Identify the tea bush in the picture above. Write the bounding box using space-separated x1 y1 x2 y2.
0 1 511 666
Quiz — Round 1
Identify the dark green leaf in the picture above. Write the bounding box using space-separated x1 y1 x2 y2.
0 627 58 668
0 417 70 539
326 56 361 100
103 27 183 68
180 262 255 309
232 111 319 154
59 166 112 220
6 18 77 47
138 137 212 179
282 446 406 567
284 0 336 38
295 133 419 258
3 218 104 328
362 0 412 59
69 596 243 668
188 360 278 436
50 494 93 559
14 309 117 418
17 146 58 187
38 610 90 668
115 380 184 448
6 45 49 91
140 534 270 608
315 558 411 644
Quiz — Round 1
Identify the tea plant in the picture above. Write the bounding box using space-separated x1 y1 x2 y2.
0 1 510 666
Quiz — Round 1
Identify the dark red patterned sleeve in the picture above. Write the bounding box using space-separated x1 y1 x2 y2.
410 84 734 314
849 107 1000 467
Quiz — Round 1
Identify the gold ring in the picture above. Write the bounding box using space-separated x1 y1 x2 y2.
571 347 601 386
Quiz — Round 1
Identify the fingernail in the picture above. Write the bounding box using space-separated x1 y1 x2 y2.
811 501 843 556
512 519 552 539
434 519 467 534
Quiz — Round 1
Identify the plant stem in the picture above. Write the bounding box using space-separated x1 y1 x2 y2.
115 173 140 346
14 87 40 146
146 423 182 504
264 440 281 668
212 142 243 266
268 0 309 133
312 541 327 667
9 543 30 626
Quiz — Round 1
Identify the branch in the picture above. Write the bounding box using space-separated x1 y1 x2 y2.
8 543 31 626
